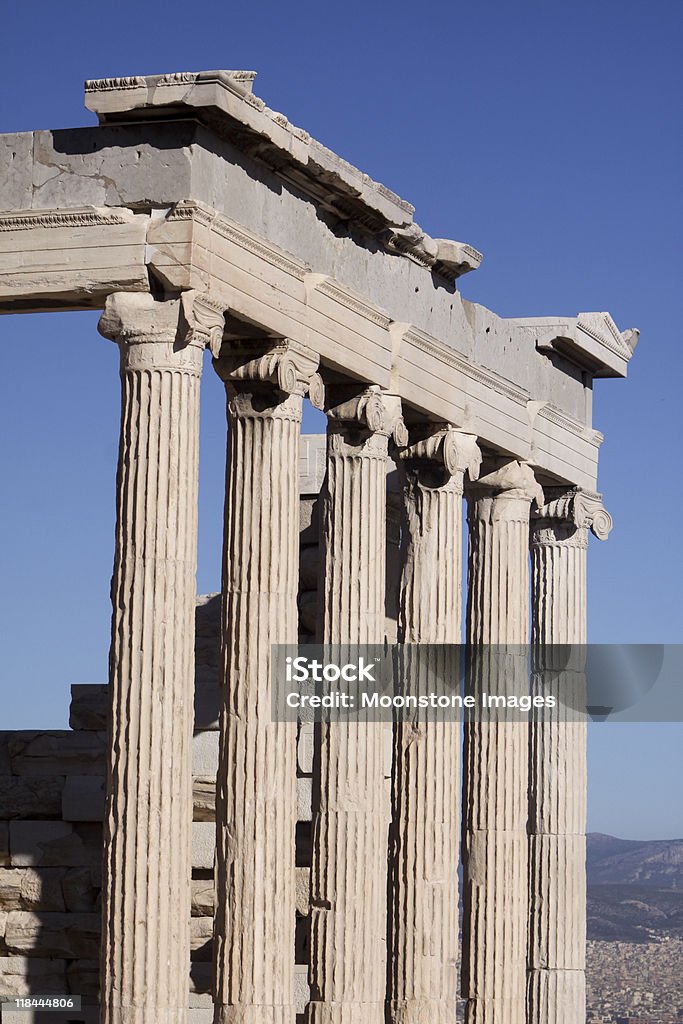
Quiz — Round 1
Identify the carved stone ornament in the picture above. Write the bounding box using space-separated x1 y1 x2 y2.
180 290 227 357
401 426 482 480
326 385 387 434
214 337 320 397
534 487 613 541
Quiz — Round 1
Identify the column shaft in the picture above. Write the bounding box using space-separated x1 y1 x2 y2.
461 461 540 1024
99 293 204 1024
387 429 479 1024
307 395 389 1024
528 505 590 1023
213 341 318 1024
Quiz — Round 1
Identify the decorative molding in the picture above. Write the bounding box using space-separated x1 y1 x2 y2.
0 208 129 231
84 77 145 92
166 200 216 228
316 278 393 330
210 214 308 281
536 403 586 437
157 72 199 87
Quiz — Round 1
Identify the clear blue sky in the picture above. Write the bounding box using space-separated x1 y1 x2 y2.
1 0 681 839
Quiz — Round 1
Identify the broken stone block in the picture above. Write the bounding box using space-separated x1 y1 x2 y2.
9 821 102 868
297 776 312 822
297 722 314 776
0 954 68 997
66 958 100 997
191 878 214 918
193 776 215 822
190 917 213 961
294 963 310 1015
191 821 215 872
295 867 310 918
4 910 100 958
192 731 219 775
62 775 105 821
0 867 67 912
62 866 101 913
69 684 109 731
1 820 10 866
0 774 65 819
8 731 107 776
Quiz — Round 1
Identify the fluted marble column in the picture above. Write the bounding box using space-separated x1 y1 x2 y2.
98 290 224 1024
527 489 612 1024
387 428 481 1024
213 340 320 1024
461 459 542 1024
307 387 398 1024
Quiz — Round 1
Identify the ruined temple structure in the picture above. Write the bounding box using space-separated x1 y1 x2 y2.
0 72 638 1024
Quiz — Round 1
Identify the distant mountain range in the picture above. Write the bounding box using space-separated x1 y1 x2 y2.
587 833 683 942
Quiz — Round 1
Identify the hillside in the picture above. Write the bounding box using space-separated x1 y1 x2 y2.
587 833 683 942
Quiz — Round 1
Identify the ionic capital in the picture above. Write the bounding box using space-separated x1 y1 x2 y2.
400 425 481 484
533 487 613 542
214 337 321 403
323 385 396 460
98 290 227 374
326 385 387 433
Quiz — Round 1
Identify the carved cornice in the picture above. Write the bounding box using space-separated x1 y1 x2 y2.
84 76 145 92
315 278 393 330
577 312 633 360
0 208 130 231
536 403 585 437
533 487 613 541
214 337 320 399
211 214 309 281
84 70 481 281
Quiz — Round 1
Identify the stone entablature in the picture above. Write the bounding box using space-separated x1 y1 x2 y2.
0 72 637 491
